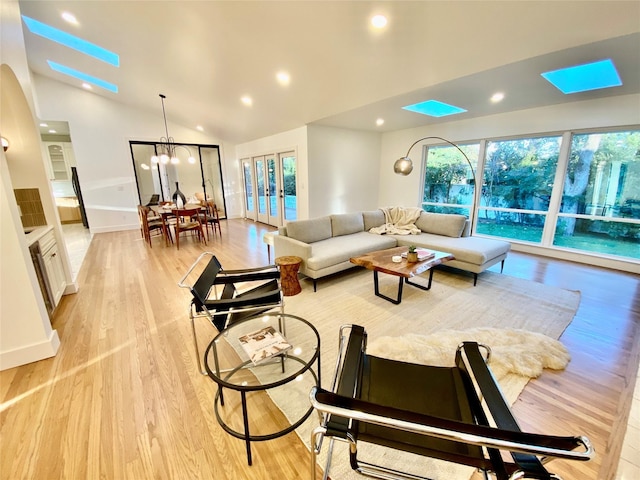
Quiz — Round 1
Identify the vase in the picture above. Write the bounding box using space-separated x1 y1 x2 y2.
172 182 186 208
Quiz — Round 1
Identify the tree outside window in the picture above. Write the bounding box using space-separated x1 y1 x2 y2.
422 144 478 217
555 130 640 258
476 136 560 242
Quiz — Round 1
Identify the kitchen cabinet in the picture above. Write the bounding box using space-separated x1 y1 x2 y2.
39 229 66 307
44 142 76 181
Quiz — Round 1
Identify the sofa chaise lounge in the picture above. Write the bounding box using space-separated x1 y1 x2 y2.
273 209 511 290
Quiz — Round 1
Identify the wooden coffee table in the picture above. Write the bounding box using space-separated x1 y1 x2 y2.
350 246 454 304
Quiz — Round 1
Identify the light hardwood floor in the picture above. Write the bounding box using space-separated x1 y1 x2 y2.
1 219 638 479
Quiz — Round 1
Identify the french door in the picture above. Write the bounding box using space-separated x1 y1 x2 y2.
242 151 297 226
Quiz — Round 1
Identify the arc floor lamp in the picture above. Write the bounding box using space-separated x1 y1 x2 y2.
393 136 477 232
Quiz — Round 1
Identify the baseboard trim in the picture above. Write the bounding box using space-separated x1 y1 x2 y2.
0 330 60 371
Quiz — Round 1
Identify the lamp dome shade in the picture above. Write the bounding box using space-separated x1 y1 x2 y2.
393 157 413 175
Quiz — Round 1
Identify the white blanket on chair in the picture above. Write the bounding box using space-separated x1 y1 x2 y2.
369 206 422 235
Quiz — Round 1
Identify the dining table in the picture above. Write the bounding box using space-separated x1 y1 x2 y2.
150 203 205 246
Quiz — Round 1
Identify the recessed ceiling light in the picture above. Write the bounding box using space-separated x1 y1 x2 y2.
490 92 505 103
196 125 204 132
40 123 48 127
402 100 467 118
541 59 622 94
82 82 92 90
49 129 56 133
48 60 118 93
376 118 384 126
22 15 119 67
371 15 387 29
241 96 253 106
276 71 290 86
61 12 78 25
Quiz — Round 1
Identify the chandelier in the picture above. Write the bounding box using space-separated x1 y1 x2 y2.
150 94 195 165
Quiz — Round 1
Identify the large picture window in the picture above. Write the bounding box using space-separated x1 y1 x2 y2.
477 136 561 243
422 143 479 218
555 130 640 258
420 128 640 261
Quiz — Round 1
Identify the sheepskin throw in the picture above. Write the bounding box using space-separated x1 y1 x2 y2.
367 327 570 379
369 206 422 235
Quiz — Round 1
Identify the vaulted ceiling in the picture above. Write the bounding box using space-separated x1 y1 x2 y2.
16 1 640 144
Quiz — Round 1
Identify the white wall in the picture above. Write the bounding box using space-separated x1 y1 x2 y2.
236 126 308 220
1 149 60 369
235 125 382 221
1 64 60 370
0 0 36 113
32 75 229 232
307 125 381 218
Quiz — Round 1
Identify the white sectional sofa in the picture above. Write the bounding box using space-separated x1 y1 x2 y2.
273 209 511 290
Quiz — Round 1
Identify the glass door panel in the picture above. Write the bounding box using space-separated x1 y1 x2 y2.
267 155 279 225
280 153 297 221
255 156 268 223
243 160 255 216
200 146 226 218
131 143 163 204
130 141 225 215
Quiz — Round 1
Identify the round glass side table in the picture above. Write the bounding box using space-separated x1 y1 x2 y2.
204 313 320 465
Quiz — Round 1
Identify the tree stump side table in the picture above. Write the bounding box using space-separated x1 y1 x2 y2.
275 256 303 296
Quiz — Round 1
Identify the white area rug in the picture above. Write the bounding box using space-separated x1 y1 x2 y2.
270 268 581 479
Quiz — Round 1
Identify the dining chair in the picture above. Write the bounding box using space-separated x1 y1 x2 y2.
138 205 164 247
173 207 207 249
198 200 222 240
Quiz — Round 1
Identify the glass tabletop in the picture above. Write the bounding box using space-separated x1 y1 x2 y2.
204 313 320 390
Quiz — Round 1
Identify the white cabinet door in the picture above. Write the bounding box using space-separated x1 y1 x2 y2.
42 243 66 306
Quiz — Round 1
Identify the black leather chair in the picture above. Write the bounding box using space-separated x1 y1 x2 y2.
310 325 593 480
179 252 284 374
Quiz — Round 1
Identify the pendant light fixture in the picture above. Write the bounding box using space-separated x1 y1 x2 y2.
151 94 179 165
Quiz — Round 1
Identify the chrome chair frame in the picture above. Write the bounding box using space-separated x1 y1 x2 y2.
310 325 593 480
178 252 284 374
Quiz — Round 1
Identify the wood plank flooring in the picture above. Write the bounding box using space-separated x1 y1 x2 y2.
1 218 638 479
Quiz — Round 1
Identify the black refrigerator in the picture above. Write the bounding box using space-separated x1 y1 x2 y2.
71 167 89 228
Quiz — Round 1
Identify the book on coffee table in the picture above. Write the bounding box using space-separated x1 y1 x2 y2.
239 326 292 365
401 248 436 261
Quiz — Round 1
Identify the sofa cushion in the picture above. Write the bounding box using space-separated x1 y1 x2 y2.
362 209 385 231
395 233 510 265
286 216 332 244
415 212 466 238
306 232 397 271
331 213 364 237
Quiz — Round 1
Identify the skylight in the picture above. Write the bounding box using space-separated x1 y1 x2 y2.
541 59 622 94
402 100 467 117
48 61 118 93
22 15 119 67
